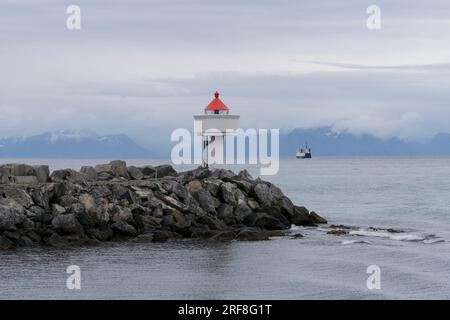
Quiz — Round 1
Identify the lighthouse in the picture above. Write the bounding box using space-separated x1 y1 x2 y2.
194 91 240 167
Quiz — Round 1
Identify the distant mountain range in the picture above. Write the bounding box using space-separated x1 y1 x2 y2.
0 130 153 157
1 128 450 157
281 127 450 156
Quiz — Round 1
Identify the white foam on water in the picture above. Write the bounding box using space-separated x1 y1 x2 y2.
349 229 426 241
423 239 445 244
341 240 371 245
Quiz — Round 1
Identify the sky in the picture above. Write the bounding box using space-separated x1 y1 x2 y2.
1 0 450 147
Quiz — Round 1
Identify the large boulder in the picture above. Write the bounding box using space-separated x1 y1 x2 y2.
253 183 273 207
310 211 328 224
50 169 86 184
292 206 314 226
220 182 238 207
109 160 129 179
33 165 50 183
51 214 81 234
127 166 144 180
94 164 115 180
80 166 97 181
154 165 177 178
0 205 27 230
111 220 137 236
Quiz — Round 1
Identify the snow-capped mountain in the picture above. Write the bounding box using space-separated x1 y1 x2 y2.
0 130 153 157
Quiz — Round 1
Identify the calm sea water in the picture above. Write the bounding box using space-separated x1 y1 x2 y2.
0 157 449 299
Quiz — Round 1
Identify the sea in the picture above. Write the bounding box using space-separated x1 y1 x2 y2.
0 157 449 299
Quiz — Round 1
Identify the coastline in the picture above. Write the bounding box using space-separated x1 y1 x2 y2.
0 160 327 249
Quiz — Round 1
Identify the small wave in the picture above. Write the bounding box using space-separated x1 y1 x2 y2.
423 239 445 244
349 229 425 241
341 240 371 245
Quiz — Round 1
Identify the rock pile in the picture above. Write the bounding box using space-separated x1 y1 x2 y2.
0 161 327 249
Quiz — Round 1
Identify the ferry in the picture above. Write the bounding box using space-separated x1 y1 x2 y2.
296 142 311 159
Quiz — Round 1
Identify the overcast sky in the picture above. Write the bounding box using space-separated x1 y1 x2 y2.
1 0 450 146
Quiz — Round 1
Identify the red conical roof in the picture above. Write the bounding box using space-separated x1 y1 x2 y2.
205 91 229 111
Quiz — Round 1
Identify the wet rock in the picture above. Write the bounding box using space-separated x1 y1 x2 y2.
127 166 144 180
291 233 304 239
44 232 68 247
235 228 268 241
310 211 327 224
111 220 137 236
0 235 14 249
266 230 286 237
292 206 314 226
245 212 285 230
327 229 349 236
210 231 236 241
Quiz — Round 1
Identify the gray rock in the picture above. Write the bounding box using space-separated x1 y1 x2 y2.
33 165 49 183
0 205 26 230
0 187 34 208
217 203 234 220
80 166 97 181
220 182 237 207
245 212 285 230
196 214 225 230
111 220 137 236
310 211 327 224
44 232 68 247
234 200 252 221
50 169 86 184
51 203 66 215
10 164 36 177
31 187 49 210
127 166 144 180
186 180 202 195
51 214 81 234
154 164 177 178
197 188 216 214
253 183 273 207
109 160 129 179
141 165 156 176
110 205 133 223
235 228 268 241
292 206 314 226
0 235 14 249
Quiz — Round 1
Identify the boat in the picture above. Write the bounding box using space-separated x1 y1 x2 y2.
296 142 311 159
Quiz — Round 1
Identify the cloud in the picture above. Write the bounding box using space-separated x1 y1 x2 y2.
1 0 450 147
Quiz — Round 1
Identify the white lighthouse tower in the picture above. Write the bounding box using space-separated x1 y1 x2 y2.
194 91 240 167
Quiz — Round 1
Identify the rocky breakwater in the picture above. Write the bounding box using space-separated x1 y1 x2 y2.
0 161 327 249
